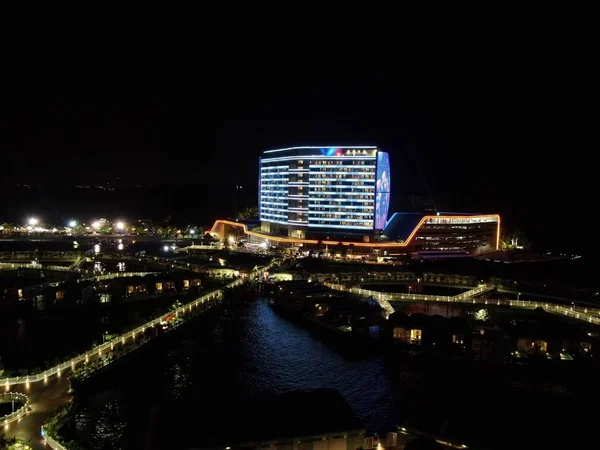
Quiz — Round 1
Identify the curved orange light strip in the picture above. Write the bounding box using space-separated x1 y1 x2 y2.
211 214 501 250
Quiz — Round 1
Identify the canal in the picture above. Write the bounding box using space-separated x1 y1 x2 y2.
70 296 599 450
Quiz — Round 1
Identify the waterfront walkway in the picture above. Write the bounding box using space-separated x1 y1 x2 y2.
326 283 600 326
1 263 274 449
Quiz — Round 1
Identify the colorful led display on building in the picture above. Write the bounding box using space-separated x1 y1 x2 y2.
375 151 391 229
319 148 344 156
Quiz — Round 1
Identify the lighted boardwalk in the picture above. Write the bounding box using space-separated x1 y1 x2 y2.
1 264 273 449
326 283 600 325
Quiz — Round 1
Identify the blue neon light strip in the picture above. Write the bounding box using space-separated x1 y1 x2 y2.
310 177 375 181
308 185 375 189
261 205 288 210
260 219 289 226
307 224 372 229
308 191 374 196
262 156 376 163
309 215 373 220
261 213 288 219
309 204 374 209
309 168 376 172
264 146 377 154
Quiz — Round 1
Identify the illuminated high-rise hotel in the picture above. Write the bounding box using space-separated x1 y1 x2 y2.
259 146 391 238
211 145 500 255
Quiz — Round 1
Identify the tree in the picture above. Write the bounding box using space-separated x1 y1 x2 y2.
129 224 144 235
237 206 259 220
0 434 16 449
0 222 14 234
170 300 183 311
501 228 530 250
72 224 85 235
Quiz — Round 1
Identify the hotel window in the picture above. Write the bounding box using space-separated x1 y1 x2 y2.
452 334 465 345
393 327 408 342
409 329 422 345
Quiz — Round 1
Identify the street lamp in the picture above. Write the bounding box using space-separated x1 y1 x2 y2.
92 220 101 230
189 229 196 235
28 217 39 226
68 220 77 228
115 221 126 230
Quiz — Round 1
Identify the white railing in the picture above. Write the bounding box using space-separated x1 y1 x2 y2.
3 263 273 389
326 283 600 326
41 427 68 450
0 260 278 450
0 392 29 426
455 284 495 299
0 262 43 270
82 271 157 282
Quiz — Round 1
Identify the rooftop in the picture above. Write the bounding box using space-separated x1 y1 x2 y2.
195 389 364 448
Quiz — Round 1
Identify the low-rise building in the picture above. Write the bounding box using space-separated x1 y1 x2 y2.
193 389 365 450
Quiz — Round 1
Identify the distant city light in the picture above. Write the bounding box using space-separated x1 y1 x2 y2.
92 220 102 230
69 220 77 228
189 229 196 235
228 236 235 244
117 243 124 251
94 244 100 254
163 245 170 252
115 221 126 230
28 217 39 226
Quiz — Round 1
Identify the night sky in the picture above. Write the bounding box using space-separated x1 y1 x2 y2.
1 11 597 236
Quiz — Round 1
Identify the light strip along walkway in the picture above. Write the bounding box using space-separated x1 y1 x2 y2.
326 283 600 325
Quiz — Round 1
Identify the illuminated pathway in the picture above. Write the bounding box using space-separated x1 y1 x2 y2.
1 263 274 449
326 283 600 325
210 215 501 250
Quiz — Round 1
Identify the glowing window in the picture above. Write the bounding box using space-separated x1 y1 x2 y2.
410 329 422 344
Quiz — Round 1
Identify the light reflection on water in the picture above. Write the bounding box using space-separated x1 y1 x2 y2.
75 399 127 450
73 297 593 450
74 298 406 448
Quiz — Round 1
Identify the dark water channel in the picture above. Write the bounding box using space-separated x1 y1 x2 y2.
70 297 599 450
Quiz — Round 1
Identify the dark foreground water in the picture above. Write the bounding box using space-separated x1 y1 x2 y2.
72 298 599 450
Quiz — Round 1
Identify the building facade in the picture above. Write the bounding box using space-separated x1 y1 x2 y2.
259 146 390 239
210 145 501 257
382 212 500 255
